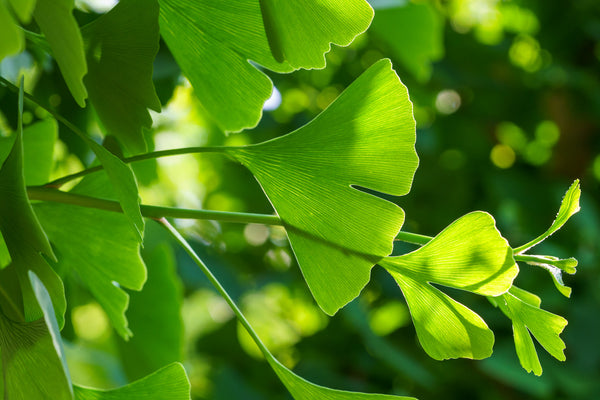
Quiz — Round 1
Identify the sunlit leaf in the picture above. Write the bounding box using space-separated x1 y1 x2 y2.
73 363 190 400
158 0 372 132
226 59 418 314
514 180 581 254
0 3 24 61
22 118 57 186
380 211 518 360
495 286 568 376
33 0 88 107
370 0 444 82
117 242 183 379
0 271 72 400
82 0 161 154
7 0 37 23
34 176 147 339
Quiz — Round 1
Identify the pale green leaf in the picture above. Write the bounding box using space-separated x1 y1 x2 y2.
379 212 518 360
73 363 190 400
514 180 581 254
82 0 161 154
117 241 183 379
33 0 88 107
226 59 418 314
33 179 147 339
0 272 72 400
496 287 568 376
259 0 373 67
158 0 372 132
22 118 57 185
370 0 444 82
0 2 24 62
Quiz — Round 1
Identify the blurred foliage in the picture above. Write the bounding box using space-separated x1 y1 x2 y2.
0 0 598 398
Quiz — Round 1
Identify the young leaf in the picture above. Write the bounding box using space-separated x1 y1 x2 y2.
514 180 581 254
82 0 161 154
73 363 190 400
379 212 518 360
158 0 372 132
258 0 373 67
495 287 568 376
0 271 72 400
33 180 147 339
226 59 418 315
33 0 88 107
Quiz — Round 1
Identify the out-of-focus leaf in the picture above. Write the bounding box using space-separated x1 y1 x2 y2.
514 180 581 254
0 232 10 268
495 286 568 376
82 0 161 154
0 3 24 61
22 118 57 185
158 0 372 132
226 59 418 315
370 0 444 82
34 176 147 339
73 363 190 400
0 271 72 400
33 0 88 107
117 243 183 379
8 0 37 23
380 212 518 360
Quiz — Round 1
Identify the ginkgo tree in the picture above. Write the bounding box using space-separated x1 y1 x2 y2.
0 0 581 399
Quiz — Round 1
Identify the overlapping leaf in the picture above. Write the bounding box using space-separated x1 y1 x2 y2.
0 271 72 400
33 0 88 107
82 0 161 153
379 212 518 360
226 59 418 315
33 175 147 339
73 363 190 400
158 0 373 132
22 118 58 185
494 286 567 376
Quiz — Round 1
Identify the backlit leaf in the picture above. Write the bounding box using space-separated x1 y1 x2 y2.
158 0 372 132
226 59 418 314
33 0 88 107
82 0 161 154
73 363 190 400
22 118 57 186
495 287 568 376
380 212 518 360
0 3 24 62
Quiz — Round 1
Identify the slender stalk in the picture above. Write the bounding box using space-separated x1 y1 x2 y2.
158 218 274 359
394 231 432 245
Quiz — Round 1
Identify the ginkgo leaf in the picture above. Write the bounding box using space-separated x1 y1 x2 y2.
258 0 373 67
514 180 581 254
22 118 57 186
226 59 418 315
369 0 444 82
379 212 518 360
0 83 65 326
0 2 24 61
82 0 161 154
7 0 37 23
158 0 372 132
33 176 147 339
495 286 568 376
73 363 190 400
0 271 72 400
33 0 88 107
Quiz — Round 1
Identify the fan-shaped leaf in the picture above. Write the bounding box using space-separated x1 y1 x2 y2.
226 59 418 314
379 212 518 360
22 118 57 186
33 0 87 107
158 0 372 132
82 0 161 154
73 363 190 400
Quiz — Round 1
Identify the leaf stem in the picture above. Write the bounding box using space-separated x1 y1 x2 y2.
394 231 432 245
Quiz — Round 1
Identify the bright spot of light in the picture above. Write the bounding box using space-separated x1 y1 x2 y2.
435 90 461 115
490 144 516 169
263 87 282 111
77 0 118 13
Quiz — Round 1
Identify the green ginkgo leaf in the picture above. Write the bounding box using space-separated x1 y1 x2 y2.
33 175 147 339
158 0 372 132
0 271 72 400
495 286 568 376
0 2 24 61
33 0 88 107
379 211 518 360
22 118 57 186
514 180 581 254
7 0 37 23
226 58 418 315
82 0 161 154
73 363 190 400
